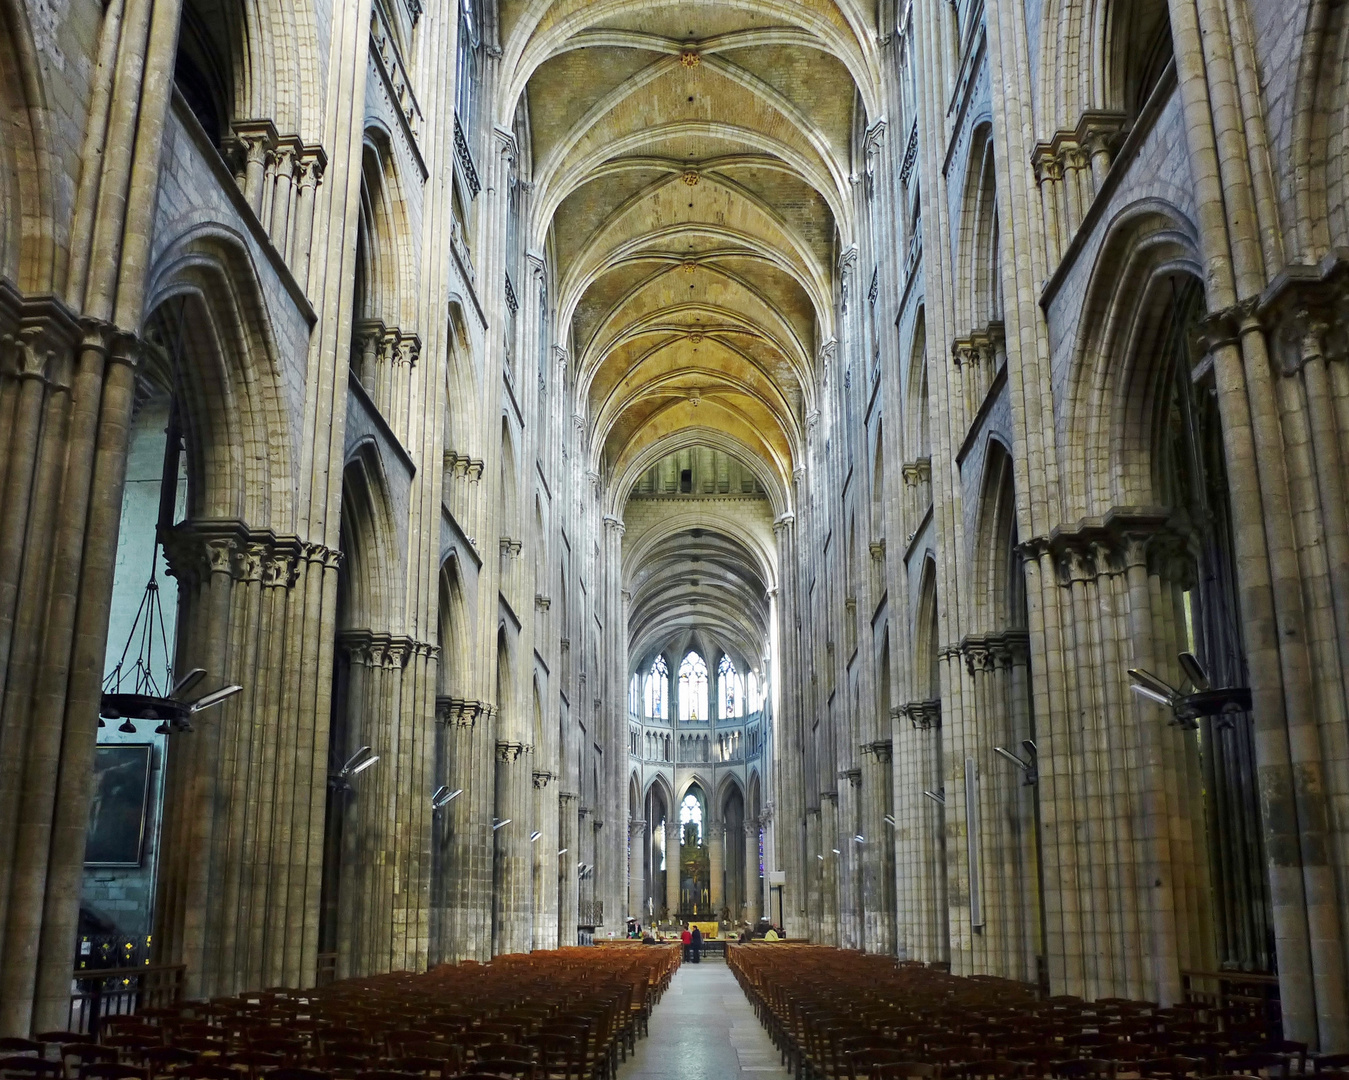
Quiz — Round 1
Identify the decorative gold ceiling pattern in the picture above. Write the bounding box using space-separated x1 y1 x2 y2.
504 0 880 662
506 0 879 502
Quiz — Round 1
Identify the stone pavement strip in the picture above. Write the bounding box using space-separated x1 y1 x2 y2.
618 959 791 1079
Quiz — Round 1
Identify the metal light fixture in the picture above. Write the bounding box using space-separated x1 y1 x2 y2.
557 848 569 856
530 830 543 842
853 834 865 843
493 818 512 830
883 814 896 827
99 555 243 737
923 789 945 805
1128 651 1251 730
330 746 378 791
431 786 462 810
99 305 242 736
993 740 1038 785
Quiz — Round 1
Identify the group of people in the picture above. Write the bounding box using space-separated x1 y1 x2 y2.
679 923 702 962
622 918 786 960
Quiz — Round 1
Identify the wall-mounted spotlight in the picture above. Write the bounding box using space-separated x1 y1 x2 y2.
816 854 824 860
431 786 462 810
330 746 378 790
853 834 865 843
1128 651 1251 730
831 848 841 855
493 818 512 830
189 684 244 714
923 789 946 805
530 830 543 842
557 848 569 856
883 814 896 827
993 740 1038 785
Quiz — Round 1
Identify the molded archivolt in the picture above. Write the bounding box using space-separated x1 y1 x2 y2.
1292 0 1349 258
0 0 53 292
142 230 296 531
1061 201 1202 519
340 443 405 633
1034 0 1172 133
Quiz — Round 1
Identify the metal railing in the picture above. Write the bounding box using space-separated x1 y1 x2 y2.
68 963 185 1036
578 899 604 927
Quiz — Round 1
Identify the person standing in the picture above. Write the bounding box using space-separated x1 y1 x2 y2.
690 924 702 963
680 924 692 963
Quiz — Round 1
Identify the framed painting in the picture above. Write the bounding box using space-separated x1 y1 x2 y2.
85 743 153 867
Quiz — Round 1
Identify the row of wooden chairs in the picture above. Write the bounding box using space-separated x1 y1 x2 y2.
728 945 1329 1080
0 945 680 1080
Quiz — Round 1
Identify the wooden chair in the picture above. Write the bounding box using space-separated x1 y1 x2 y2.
223 1050 283 1080
78 1065 149 1080
0 1058 63 1080
141 1046 197 1079
267 1069 332 1080
460 1064 536 1080
526 1034 580 1080
61 1045 118 1080
477 1046 537 1066
850 1051 936 1080
1224 1054 1292 1080
872 1066 941 1080
1050 1060 1115 1080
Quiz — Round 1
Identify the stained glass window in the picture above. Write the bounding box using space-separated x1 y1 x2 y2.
679 792 703 844
678 652 708 723
644 655 668 719
718 655 744 719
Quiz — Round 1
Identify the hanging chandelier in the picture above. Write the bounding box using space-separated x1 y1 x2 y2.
99 539 241 734
99 299 240 735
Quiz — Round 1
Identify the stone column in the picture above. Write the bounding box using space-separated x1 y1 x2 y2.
493 740 532 956
665 819 680 919
628 819 646 919
709 814 724 916
744 820 760 924
773 512 808 938
558 792 579 947
820 793 839 945
862 739 895 954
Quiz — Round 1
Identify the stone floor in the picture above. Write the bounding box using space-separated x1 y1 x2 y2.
618 957 792 1079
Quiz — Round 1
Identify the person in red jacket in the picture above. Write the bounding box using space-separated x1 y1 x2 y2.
680 924 692 963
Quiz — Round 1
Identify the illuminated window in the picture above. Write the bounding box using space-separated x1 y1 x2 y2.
644 655 668 719
718 655 744 719
678 652 708 723
679 792 703 844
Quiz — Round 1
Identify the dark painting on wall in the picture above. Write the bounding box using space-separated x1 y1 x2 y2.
85 744 152 866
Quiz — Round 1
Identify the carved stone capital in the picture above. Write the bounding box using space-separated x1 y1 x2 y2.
900 699 942 730
496 740 531 762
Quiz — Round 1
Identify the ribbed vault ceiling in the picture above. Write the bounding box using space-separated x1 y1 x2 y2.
507 0 876 671
626 527 771 675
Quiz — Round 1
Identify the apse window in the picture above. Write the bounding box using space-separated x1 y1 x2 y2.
644 655 669 719
680 792 703 844
678 652 708 723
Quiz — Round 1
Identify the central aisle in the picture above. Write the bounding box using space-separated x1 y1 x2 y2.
619 958 792 1079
